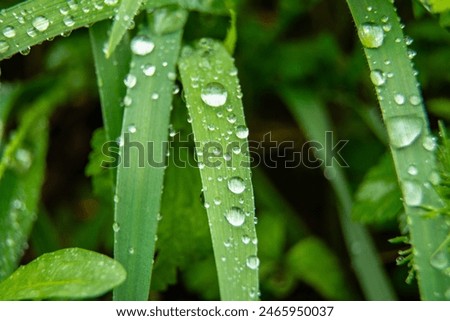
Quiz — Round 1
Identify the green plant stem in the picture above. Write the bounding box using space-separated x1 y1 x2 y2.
346 0 450 299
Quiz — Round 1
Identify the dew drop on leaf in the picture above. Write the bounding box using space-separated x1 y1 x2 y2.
235 125 249 139
430 250 448 270
402 180 422 207
141 64 156 77
358 22 384 49
422 136 437 151
131 35 155 56
112 222 120 232
224 207 245 227
200 82 228 107
124 74 137 88
385 116 422 148
32 16 50 32
2 26 16 38
228 176 246 194
246 255 260 270
370 69 386 86
0 41 10 54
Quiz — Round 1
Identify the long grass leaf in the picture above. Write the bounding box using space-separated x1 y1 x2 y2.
178 39 259 300
346 0 450 300
0 0 119 61
113 10 185 300
282 89 396 300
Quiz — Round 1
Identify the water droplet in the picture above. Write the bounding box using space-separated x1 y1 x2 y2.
394 93 405 105
409 95 421 106
370 69 386 86
112 222 120 232
151 93 159 100
141 64 156 76
405 36 414 46
430 250 448 270
128 124 137 133
123 95 132 106
422 136 437 151
227 113 237 124
235 125 249 139
32 16 50 32
131 35 155 56
3 26 16 38
407 49 417 59
242 235 251 244
385 116 422 148
124 74 137 88
224 207 245 227
114 195 119 203
228 176 246 194
246 255 260 270
105 0 118 5
200 82 228 107
358 22 385 49
0 41 10 54
402 180 422 207
63 16 75 27
429 171 440 186
407 165 418 176
213 197 222 205
128 247 135 255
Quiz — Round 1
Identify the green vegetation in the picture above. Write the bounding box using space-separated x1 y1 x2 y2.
0 0 449 300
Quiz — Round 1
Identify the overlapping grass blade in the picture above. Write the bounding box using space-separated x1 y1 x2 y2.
112 10 185 300
282 89 396 300
0 0 119 61
105 0 146 57
178 39 259 300
90 21 131 142
346 0 450 299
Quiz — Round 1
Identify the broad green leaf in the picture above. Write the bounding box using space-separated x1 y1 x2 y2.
90 21 131 142
179 39 259 300
0 248 126 300
0 85 67 281
422 0 450 13
287 237 354 300
352 153 402 224
113 10 185 300
105 0 146 57
0 0 120 60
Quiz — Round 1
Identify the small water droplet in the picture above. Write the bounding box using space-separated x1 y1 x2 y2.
3 26 16 38
131 35 155 56
105 0 118 5
394 93 405 105
141 64 156 76
112 222 120 232
429 171 440 186
370 69 386 86
246 255 260 270
407 165 418 176
236 125 249 139
32 16 50 32
224 207 245 227
385 116 422 148
128 247 135 255
200 82 228 107
422 136 437 151
228 176 246 194
402 180 422 207
63 16 75 27
128 124 137 133
358 22 385 49
0 41 10 54
124 74 137 88
123 95 132 106
430 250 448 270
242 235 251 244
151 93 159 100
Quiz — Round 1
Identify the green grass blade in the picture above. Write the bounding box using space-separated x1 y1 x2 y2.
346 0 450 300
113 11 185 300
282 89 396 300
146 0 228 14
0 248 126 300
0 0 120 61
178 39 259 300
0 84 67 281
105 0 146 57
90 21 131 142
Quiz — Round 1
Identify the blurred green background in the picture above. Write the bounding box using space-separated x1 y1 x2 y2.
1 0 449 300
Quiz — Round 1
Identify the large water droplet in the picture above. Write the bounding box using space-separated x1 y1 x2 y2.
236 125 249 139
385 116 422 148
32 16 50 32
124 74 137 88
3 26 16 38
0 41 10 54
430 250 448 270
224 207 245 227
200 82 228 107
228 176 246 194
358 22 385 49
131 35 155 56
402 180 422 207
246 255 260 270
370 69 386 86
